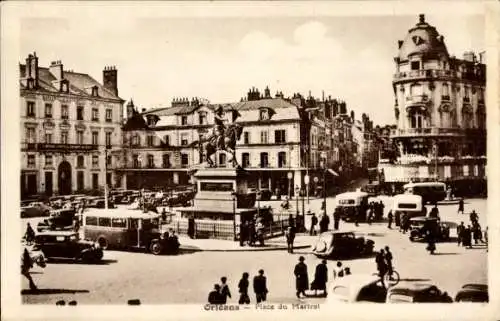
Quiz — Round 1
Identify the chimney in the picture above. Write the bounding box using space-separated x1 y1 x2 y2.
126 99 135 120
103 66 118 97
25 52 39 87
463 51 475 62
49 60 64 81
264 86 271 98
398 40 404 49
418 14 425 24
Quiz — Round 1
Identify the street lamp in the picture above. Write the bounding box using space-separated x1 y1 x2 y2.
287 171 293 200
295 185 300 217
320 160 327 217
304 174 310 205
232 190 237 241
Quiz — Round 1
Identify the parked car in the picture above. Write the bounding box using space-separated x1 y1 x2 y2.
454 284 488 302
87 197 115 209
408 216 450 242
386 283 453 303
326 274 387 303
312 231 374 258
37 208 76 232
33 231 103 263
21 202 52 218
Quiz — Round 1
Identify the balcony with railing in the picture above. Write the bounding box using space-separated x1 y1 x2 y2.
394 69 485 83
391 127 464 138
405 94 429 106
21 142 99 152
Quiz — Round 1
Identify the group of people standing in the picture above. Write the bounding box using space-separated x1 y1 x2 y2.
456 210 486 248
208 270 268 305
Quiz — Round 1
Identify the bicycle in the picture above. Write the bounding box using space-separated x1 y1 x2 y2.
383 268 400 287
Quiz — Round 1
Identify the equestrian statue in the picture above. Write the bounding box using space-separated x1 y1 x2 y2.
201 105 243 168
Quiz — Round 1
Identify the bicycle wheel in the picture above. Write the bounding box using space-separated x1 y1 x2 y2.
383 270 400 287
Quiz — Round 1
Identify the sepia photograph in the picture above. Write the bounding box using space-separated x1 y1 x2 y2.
2 1 499 320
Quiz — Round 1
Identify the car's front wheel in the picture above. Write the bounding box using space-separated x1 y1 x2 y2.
97 237 109 249
149 240 163 255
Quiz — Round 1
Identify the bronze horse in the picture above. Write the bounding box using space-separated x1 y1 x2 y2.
203 124 243 167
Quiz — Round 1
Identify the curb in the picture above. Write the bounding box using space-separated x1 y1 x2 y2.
181 244 311 253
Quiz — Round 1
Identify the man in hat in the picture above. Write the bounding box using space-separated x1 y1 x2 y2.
312 260 328 297
253 269 268 303
294 256 309 298
208 284 222 304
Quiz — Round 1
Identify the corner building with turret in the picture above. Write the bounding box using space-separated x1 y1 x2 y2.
378 14 487 196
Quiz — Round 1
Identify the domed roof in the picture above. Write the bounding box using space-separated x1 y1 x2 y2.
397 14 448 61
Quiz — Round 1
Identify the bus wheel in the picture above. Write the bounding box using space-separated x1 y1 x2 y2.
150 241 163 255
97 237 108 249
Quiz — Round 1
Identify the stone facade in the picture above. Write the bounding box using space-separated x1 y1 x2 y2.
20 52 124 198
379 15 487 194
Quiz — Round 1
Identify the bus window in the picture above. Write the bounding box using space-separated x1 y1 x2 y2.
86 216 98 226
130 219 139 230
111 218 127 228
98 217 111 227
398 203 417 209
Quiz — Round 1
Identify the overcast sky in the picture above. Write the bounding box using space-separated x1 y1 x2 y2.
20 10 484 125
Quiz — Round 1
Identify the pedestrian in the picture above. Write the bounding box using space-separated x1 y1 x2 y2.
333 261 344 279
21 248 37 290
344 267 351 276
238 273 251 304
333 208 341 230
457 222 465 246
294 256 309 298
188 216 195 239
470 210 478 224
464 225 473 248
375 249 387 284
288 214 295 229
367 207 373 225
208 284 222 304
219 277 231 304
379 201 385 220
429 205 439 219
426 231 436 254
239 221 248 246
395 211 401 229
387 210 393 229
312 260 328 297
458 199 464 214
25 223 35 245
161 207 167 222
248 220 256 246
285 224 296 253
253 269 268 303
319 214 329 233
384 246 393 277
310 213 318 236
472 222 483 244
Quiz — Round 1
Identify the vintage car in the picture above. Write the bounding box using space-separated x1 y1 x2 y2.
454 284 488 302
37 208 76 232
326 274 387 303
21 202 52 218
33 231 103 263
312 231 374 258
408 216 450 242
87 197 115 209
386 282 453 303
335 191 370 222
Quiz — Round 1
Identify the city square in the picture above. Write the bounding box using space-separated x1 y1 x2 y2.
21 197 487 304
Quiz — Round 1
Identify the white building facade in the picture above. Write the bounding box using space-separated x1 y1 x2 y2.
378 15 487 195
20 52 124 198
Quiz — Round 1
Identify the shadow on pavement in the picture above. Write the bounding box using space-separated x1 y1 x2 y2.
432 252 459 256
47 258 118 265
22 288 89 295
177 247 202 255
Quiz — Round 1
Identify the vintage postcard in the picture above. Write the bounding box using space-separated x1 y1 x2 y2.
1 1 499 320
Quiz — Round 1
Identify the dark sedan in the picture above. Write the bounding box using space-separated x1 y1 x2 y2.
455 284 488 302
33 231 103 263
312 231 374 259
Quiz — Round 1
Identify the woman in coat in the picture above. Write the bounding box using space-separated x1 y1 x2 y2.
294 256 309 298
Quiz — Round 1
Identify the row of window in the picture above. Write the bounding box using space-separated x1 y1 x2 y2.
240 151 288 168
404 83 484 100
25 128 113 146
26 154 113 168
407 110 486 129
26 102 113 122
243 130 287 145
131 154 184 168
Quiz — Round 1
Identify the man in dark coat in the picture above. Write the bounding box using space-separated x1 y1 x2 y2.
208 284 222 304
238 273 250 304
187 216 195 239
253 269 268 303
25 223 35 245
286 225 296 253
470 210 478 224
239 221 248 246
319 214 330 233
458 199 464 214
457 222 465 246
219 277 231 304
312 260 328 297
375 249 387 285
387 210 393 229
310 213 318 235
294 256 309 298
333 208 341 230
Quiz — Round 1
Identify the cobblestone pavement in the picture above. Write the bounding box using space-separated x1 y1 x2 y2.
21 198 487 304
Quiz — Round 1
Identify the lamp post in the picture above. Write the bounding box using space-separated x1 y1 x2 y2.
295 185 299 217
304 174 310 206
320 160 327 217
232 190 237 241
287 171 293 200
104 146 109 210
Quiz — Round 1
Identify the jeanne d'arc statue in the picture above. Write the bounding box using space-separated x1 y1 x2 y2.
202 105 243 168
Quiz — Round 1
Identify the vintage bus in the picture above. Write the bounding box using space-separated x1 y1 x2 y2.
335 191 369 222
82 210 178 255
392 194 426 220
403 182 447 204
